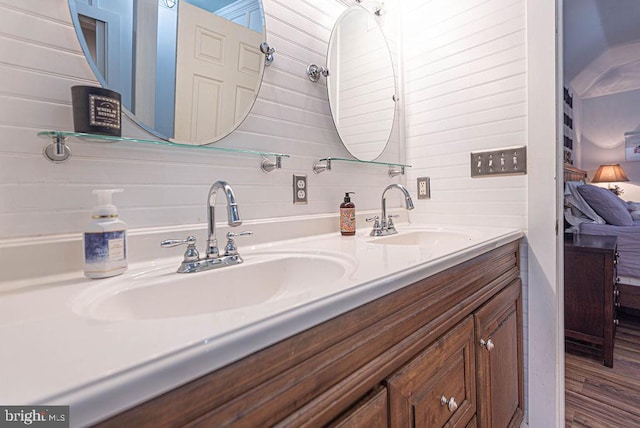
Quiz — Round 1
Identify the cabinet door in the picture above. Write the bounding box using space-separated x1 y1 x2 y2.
387 316 476 427
474 279 523 428
329 387 388 428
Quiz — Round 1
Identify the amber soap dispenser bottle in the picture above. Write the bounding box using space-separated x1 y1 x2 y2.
340 192 356 236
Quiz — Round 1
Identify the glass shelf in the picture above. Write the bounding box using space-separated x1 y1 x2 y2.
38 131 289 171
313 157 411 176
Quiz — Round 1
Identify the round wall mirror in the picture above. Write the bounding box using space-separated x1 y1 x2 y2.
327 6 396 161
69 0 266 145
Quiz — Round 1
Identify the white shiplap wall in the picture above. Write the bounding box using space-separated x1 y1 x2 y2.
0 0 404 241
401 0 527 229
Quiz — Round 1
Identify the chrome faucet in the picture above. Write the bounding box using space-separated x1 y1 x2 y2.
368 183 414 236
161 181 252 273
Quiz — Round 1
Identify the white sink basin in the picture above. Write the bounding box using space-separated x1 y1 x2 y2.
367 229 476 247
72 252 353 321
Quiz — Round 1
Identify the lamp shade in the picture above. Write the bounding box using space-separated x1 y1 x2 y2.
591 164 629 183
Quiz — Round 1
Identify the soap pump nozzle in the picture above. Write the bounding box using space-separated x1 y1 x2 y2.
92 189 123 218
343 192 355 203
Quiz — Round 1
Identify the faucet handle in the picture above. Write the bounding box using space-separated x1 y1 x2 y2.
161 235 196 247
161 236 199 262
226 231 253 239
387 214 400 229
366 216 382 236
225 231 253 256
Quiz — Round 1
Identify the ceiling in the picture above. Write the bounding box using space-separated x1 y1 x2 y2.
564 0 640 98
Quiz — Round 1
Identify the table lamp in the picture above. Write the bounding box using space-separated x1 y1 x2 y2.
591 164 629 195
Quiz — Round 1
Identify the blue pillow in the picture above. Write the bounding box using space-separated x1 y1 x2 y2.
577 185 633 226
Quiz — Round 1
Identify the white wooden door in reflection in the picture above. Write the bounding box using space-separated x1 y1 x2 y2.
174 2 263 144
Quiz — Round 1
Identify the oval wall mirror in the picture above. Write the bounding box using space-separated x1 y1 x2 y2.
327 6 396 161
69 0 266 145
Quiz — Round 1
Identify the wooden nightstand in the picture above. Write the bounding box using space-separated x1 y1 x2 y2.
564 234 618 367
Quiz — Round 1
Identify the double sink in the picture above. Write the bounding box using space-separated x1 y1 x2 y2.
72 227 477 321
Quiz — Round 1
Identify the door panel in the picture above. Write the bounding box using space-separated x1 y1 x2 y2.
175 2 262 143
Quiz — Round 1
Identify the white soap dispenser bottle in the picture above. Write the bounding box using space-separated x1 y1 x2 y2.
83 189 128 279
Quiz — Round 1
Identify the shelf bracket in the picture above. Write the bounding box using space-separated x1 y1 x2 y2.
388 165 405 177
313 158 332 174
261 155 283 173
43 134 71 163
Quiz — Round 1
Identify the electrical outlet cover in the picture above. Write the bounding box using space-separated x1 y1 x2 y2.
417 177 430 199
293 174 308 204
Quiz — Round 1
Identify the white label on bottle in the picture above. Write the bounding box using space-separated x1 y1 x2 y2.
109 237 125 260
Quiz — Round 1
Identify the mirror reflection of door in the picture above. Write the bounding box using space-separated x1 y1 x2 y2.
174 1 263 144
70 0 266 144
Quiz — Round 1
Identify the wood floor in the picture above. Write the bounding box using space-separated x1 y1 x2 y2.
565 312 640 427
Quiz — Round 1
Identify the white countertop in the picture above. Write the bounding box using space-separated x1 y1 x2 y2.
0 224 522 427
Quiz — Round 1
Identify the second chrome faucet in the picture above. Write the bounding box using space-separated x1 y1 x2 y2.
162 180 252 273
367 184 414 236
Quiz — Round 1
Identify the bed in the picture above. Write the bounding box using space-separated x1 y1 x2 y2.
563 163 640 311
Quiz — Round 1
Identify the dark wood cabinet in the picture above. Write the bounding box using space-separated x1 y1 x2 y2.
564 234 618 367
386 279 523 428
474 279 524 427
387 316 477 427
96 241 523 427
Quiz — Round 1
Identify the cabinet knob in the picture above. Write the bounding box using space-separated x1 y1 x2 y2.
480 338 494 351
440 395 458 412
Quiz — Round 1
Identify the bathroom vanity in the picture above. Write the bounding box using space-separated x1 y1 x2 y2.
95 238 523 427
0 224 523 427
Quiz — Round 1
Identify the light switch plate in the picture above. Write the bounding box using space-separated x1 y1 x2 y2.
293 174 308 204
470 146 527 177
417 177 430 199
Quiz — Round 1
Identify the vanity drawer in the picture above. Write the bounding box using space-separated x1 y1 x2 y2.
387 316 476 427
328 386 388 428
